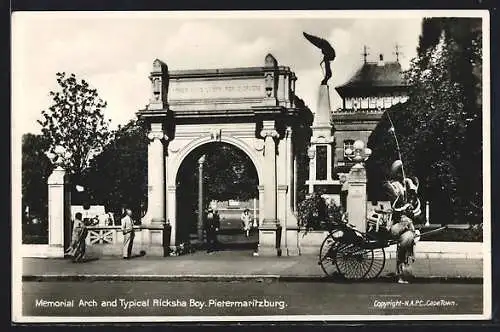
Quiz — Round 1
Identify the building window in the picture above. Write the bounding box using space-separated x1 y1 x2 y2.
376 97 384 108
343 140 355 158
369 97 377 109
345 98 352 109
384 96 392 108
361 97 369 109
316 145 328 180
352 98 360 110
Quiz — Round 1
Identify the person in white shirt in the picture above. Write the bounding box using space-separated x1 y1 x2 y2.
240 209 252 238
121 209 135 259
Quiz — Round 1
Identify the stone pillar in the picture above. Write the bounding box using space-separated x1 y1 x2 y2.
258 185 264 227
258 120 280 256
47 166 70 257
326 145 333 180
145 123 167 225
293 154 297 211
285 127 300 256
347 164 368 231
166 185 177 247
308 146 316 193
197 155 206 242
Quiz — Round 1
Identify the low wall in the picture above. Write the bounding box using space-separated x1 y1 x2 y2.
21 225 169 258
297 230 484 259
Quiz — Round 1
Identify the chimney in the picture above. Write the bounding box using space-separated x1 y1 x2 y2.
377 54 385 66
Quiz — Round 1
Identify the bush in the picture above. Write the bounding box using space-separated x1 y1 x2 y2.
297 193 343 231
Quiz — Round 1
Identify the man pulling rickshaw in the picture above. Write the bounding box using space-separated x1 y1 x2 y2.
385 159 422 283
317 111 448 282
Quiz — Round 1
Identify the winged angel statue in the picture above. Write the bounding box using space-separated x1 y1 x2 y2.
303 32 336 85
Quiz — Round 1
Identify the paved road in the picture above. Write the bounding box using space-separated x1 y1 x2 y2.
23 281 482 317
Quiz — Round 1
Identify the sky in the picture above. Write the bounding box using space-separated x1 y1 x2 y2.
12 11 427 135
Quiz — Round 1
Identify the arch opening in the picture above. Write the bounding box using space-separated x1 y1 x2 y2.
175 141 260 251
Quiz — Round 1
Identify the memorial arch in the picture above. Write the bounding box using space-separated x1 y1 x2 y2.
137 54 313 256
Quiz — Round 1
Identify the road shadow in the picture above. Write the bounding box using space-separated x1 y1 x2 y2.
127 251 147 259
312 273 482 284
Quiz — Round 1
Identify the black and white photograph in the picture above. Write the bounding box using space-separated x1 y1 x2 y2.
11 10 491 322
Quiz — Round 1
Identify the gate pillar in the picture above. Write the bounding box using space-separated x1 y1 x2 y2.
258 120 280 256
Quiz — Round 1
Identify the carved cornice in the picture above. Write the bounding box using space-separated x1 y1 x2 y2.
310 136 334 144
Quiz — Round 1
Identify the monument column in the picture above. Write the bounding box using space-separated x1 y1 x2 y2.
145 123 167 225
258 120 280 256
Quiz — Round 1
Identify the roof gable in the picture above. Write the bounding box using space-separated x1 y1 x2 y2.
337 62 406 89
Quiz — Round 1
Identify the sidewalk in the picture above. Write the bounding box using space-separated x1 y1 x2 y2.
22 250 483 282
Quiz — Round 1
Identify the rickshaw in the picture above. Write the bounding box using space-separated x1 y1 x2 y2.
318 208 447 280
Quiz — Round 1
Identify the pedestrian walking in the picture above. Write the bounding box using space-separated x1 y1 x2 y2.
65 212 88 263
240 209 252 238
121 208 135 259
205 208 220 253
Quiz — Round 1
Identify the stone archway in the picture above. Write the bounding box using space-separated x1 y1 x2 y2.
173 139 261 248
137 54 312 256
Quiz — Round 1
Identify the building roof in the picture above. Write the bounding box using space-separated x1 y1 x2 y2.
335 61 407 97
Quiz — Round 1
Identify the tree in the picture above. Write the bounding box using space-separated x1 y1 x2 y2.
177 142 259 210
22 133 52 221
38 72 112 178
367 18 482 224
83 120 148 215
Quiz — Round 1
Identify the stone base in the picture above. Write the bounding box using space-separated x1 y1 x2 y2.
285 229 300 256
46 245 65 258
286 247 300 256
257 244 279 257
258 221 280 256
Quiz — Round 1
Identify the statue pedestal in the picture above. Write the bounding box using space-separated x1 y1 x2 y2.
347 164 367 232
306 84 336 194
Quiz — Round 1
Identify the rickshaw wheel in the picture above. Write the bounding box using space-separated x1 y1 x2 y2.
319 233 341 277
364 247 386 279
334 243 374 280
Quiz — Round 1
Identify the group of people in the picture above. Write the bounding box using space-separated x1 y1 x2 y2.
64 208 136 263
204 207 257 253
63 159 419 283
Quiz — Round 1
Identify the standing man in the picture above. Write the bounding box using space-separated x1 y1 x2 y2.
121 208 135 259
205 208 220 253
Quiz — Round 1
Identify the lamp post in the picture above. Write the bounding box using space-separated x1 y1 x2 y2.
197 155 206 242
344 139 372 168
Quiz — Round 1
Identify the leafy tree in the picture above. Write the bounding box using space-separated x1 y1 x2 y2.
37 72 112 178
367 18 482 224
177 142 259 211
21 133 52 221
83 120 148 216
